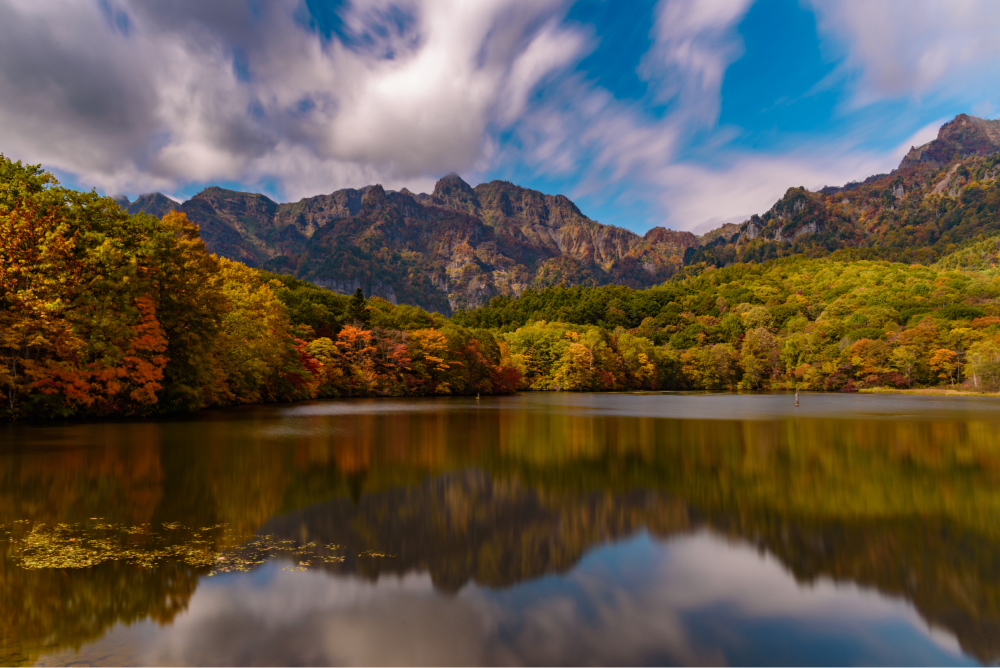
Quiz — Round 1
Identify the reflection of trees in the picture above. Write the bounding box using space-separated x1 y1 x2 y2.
261 408 1000 662
0 422 165 527
0 553 198 666
489 413 1000 662
4 399 1000 662
260 471 690 592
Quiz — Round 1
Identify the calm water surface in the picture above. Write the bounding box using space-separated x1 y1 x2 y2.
2 392 999 666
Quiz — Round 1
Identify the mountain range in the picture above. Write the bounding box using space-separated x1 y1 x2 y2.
119 176 708 314
121 113 1000 313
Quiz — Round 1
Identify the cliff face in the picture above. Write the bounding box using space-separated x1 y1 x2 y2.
127 176 698 313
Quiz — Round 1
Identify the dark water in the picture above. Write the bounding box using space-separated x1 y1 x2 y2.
2 392 999 666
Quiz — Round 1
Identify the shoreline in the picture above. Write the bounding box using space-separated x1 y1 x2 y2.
8 388 1000 425
857 387 1000 397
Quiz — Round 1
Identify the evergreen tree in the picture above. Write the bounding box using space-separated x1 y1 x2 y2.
348 287 368 325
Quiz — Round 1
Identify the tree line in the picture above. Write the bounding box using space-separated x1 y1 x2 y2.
0 157 519 420
458 255 1000 393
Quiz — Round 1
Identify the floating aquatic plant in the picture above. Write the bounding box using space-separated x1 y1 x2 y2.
4 520 367 576
359 550 395 558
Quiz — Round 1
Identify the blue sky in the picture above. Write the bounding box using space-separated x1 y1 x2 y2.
1 0 998 233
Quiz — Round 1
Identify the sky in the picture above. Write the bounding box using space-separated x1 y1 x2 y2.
1 0 998 234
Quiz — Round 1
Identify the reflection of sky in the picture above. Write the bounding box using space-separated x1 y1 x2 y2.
493 391 1000 422
40 532 976 667
275 391 1000 423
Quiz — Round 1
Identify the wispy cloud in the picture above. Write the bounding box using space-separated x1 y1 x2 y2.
0 0 586 199
640 0 754 124
639 118 947 234
0 0 994 232
808 0 1000 106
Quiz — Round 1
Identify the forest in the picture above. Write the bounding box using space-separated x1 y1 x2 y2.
0 157 519 420
6 153 1000 420
455 250 1000 393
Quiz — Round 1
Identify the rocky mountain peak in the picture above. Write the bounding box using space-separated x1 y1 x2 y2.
361 183 386 206
432 172 480 212
434 172 473 192
125 192 179 218
114 175 704 313
900 113 1000 169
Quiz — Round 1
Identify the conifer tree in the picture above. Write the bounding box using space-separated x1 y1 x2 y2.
348 287 368 326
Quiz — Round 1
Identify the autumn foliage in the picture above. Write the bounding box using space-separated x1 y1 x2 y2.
459 254 1000 393
0 157 520 420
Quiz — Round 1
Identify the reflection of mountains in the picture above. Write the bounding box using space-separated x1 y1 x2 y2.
261 469 1000 663
260 470 690 591
5 401 1000 663
709 513 1000 664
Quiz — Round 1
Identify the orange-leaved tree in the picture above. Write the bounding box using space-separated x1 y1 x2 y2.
336 325 377 395
0 157 175 417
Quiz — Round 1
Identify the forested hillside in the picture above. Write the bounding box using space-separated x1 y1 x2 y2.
0 157 519 420
7 113 1000 419
455 253 1000 393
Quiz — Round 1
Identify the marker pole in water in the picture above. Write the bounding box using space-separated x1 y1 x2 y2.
795 389 799 407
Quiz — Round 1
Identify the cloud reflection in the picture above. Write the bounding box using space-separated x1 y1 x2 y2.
44 531 971 666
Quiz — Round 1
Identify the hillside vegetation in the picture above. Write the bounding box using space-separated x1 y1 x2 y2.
0 156 519 420
455 253 1000 393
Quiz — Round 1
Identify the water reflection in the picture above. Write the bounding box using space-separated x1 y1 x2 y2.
2 393 1000 665
30 533 974 667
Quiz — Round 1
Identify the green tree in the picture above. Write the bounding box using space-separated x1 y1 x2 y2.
348 287 368 326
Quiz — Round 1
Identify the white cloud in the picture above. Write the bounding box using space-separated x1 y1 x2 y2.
510 70 955 232
651 117 952 233
640 0 754 124
0 0 585 199
0 0 990 234
0 0 760 222
504 0 1000 233
509 86 906 232
808 0 1000 106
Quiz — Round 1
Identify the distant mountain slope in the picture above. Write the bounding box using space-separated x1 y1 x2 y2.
127 175 702 313
685 113 1000 270
114 192 179 219
900 114 1000 168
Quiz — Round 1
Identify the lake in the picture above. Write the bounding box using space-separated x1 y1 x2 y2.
2 392 999 666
